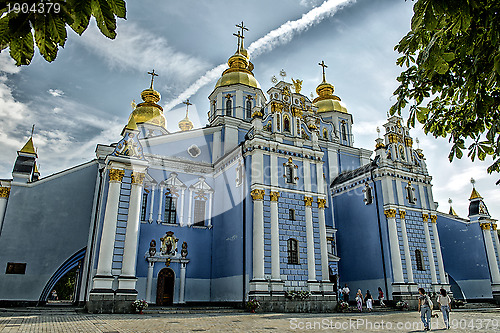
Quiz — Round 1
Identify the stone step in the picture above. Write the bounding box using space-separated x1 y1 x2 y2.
143 306 245 314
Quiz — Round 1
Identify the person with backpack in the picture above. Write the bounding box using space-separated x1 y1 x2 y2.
418 288 432 331
438 288 451 329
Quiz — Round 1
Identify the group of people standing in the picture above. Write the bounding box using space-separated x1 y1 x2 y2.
339 284 385 312
339 284 452 330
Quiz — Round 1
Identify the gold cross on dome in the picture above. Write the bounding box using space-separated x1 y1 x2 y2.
147 69 159 89
318 61 328 82
183 99 192 113
233 31 244 50
236 21 248 38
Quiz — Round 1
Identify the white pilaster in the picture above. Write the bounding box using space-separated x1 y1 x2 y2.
303 160 311 192
305 197 316 281
493 224 500 272
157 185 164 224
270 192 280 281
318 200 329 281
430 215 447 283
93 168 124 290
179 262 187 303
148 184 155 223
422 214 438 284
399 210 414 283
119 171 145 291
145 261 154 303
187 190 193 226
481 223 500 284
384 208 404 283
251 189 265 281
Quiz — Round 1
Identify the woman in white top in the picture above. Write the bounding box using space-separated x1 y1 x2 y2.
437 288 451 329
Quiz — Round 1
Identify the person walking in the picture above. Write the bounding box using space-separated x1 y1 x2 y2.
378 287 385 307
355 289 363 312
365 290 374 312
438 288 451 329
418 287 432 331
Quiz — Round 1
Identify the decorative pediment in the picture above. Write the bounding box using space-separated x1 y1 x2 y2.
189 176 214 193
162 172 187 190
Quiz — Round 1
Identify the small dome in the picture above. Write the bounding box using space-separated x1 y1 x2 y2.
215 71 261 89
314 98 348 113
214 45 260 89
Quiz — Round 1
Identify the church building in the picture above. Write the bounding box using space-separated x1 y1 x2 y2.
0 24 498 312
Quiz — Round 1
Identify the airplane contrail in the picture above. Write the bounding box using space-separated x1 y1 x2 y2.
164 0 356 111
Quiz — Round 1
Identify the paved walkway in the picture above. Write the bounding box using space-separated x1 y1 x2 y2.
0 307 499 332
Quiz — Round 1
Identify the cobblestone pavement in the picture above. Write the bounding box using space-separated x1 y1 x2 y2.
0 308 499 332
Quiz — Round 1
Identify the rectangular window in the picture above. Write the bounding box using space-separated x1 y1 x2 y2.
141 192 148 221
289 209 295 220
287 238 299 264
164 196 177 224
193 200 206 226
6 262 26 274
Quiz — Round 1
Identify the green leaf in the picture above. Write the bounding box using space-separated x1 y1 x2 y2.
91 0 117 39
442 52 455 62
494 53 500 76
9 29 34 66
68 0 92 35
109 0 126 19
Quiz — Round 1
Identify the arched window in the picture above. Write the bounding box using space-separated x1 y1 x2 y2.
406 181 417 204
323 128 329 140
415 249 425 271
164 193 177 224
287 238 299 264
246 99 252 118
363 183 373 205
226 98 232 116
284 115 290 132
341 122 347 141
141 192 148 221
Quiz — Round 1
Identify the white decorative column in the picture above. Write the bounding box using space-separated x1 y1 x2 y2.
118 171 145 292
157 185 164 223
481 222 500 284
179 262 187 303
492 224 500 271
145 261 154 303
0 186 10 232
305 196 319 292
422 213 438 286
384 209 405 284
318 198 334 294
398 210 415 283
249 189 267 293
269 191 283 292
207 192 213 228
179 189 185 226
187 190 193 226
92 168 124 291
430 215 447 284
148 184 155 223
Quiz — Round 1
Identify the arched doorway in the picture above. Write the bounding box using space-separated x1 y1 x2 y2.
156 268 175 306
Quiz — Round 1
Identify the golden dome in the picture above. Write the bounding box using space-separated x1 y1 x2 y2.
128 87 166 129
214 47 260 89
313 62 348 114
178 115 194 131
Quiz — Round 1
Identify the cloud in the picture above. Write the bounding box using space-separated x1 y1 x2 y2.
76 22 210 88
48 89 64 97
0 52 20 74
248 0 355 58
300 0 323 7
164 0 356 110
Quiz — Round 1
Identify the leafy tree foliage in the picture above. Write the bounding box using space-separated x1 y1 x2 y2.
0 0 126 66
391 0 500 173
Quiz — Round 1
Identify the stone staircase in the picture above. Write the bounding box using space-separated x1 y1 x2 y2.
143 305 245 315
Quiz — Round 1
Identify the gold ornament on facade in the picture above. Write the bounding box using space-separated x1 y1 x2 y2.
282 86 291 96
109 169 125 182
291 78 303 94
270 191 280 201
405 137 413 148
317 198 326 209
430 215 437 223
292 107 302 118
398 210 406 220
131 172 145 185
384 209 397 218
480 222 491 230
422 213 429 222
251 189 265 200
492 224 497 230
304 197 314 207
0 187 10 198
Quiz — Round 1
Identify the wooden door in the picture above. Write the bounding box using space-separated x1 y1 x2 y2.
156 268 175 306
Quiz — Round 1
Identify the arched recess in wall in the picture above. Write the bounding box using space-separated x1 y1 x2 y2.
39 247 86 303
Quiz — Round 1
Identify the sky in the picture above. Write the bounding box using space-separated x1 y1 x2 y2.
0 0 498 219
